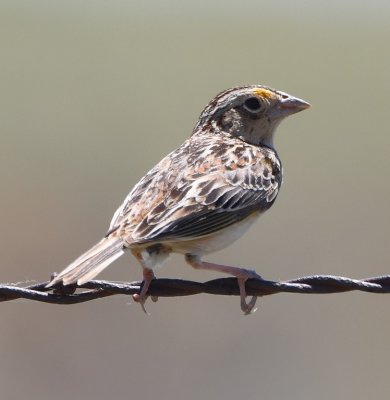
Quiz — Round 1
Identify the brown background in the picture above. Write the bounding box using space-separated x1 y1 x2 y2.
1 1 389 399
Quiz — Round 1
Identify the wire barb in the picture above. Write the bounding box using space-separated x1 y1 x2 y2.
0 274 389 305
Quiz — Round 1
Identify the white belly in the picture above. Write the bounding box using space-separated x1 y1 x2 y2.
167 212 261 256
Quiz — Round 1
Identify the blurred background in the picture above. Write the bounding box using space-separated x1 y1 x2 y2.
1 1 389 399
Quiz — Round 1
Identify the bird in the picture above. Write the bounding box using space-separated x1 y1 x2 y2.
47 85 310 314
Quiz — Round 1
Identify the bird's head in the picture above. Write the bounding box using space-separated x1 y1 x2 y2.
193 85 310 148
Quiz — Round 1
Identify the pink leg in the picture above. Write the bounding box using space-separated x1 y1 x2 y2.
132 267 157 314
185 254 261 315
132 248 159 313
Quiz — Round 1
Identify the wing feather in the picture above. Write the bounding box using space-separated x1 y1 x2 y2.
108 135 282 245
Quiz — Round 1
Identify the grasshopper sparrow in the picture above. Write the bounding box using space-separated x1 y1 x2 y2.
48 85 310 314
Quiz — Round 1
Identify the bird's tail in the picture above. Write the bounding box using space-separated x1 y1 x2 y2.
47 236 125 287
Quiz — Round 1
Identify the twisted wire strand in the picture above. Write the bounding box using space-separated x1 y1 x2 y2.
0 274 389 305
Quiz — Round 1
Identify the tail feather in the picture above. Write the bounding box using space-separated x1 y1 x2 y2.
47 237 124 287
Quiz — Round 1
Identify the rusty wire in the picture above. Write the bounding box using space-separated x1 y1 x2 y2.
0 274 389 305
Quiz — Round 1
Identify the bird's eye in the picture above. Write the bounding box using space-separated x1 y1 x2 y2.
243 97 262 113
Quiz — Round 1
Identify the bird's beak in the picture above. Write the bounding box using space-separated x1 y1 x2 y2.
279 94 311 116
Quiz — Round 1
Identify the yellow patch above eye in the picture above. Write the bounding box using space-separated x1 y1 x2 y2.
253 88 275 100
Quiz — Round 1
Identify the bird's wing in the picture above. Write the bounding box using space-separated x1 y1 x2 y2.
108 136 282 244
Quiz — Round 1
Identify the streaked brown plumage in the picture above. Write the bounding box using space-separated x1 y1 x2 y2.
47 85 310 314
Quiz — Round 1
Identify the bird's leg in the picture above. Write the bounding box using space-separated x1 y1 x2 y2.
131 248 158 312
185 254 261 315
132 266 157 314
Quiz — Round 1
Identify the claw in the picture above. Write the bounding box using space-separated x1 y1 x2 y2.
132 293 150 315
132 268 157 314
237 275 259 315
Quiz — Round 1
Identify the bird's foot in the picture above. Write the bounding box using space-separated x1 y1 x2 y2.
185 255 262 315
132 269 158 314
237 269 262 315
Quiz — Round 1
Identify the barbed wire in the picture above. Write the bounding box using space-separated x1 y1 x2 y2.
0 274 389 304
